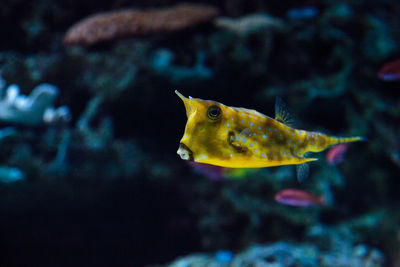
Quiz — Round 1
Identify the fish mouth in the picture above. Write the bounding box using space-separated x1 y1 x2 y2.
177 143 194 161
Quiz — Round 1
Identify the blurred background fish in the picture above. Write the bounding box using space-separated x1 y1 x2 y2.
188 161 258 181
378 59 400 81
274 189 325 207
326 143 350 165
187 161 225 181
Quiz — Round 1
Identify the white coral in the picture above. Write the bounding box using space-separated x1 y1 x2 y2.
0 83 71 126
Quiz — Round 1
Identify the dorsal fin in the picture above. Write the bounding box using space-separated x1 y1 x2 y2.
275 97 294 126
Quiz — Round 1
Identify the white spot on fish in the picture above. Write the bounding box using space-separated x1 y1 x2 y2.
255 149 258 153
258 126 261 130
227 123 230 127
250 122 253 127
261 153 266 158
197 155 208 160
263 135 266 139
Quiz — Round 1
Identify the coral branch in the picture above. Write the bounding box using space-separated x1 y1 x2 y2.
64 3 219 46
0 83 71 126
215 14 285 36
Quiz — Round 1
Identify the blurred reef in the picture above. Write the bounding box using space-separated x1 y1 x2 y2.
0 0 400 266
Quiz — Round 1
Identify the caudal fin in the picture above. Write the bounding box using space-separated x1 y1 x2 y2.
329 136 366 146
305 132 365 153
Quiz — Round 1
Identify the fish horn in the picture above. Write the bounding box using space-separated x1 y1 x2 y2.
175 90 186 101
175 90 195 118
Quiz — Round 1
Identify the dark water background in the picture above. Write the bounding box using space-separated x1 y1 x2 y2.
0 0 399 266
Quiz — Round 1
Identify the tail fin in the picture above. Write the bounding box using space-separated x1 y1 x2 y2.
328 136 366 146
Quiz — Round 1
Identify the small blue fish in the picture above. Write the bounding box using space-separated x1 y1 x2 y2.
287 7 319 20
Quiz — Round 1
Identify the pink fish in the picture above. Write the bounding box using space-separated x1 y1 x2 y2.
378 59 400 81
187 162 225 181
275 189 325 207
326 143 349 165
187 162 257 180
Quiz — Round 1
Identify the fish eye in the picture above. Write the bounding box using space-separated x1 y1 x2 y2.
207 105 222 121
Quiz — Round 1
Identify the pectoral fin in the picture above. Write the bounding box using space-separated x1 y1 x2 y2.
228 130 249 153
238 128 252 139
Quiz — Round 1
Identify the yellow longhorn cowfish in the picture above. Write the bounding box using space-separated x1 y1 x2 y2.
175 91 365 181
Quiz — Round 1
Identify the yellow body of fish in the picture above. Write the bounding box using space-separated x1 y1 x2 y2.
176 91 363 169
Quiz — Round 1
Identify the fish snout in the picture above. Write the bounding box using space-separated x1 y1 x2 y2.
177 143 194 161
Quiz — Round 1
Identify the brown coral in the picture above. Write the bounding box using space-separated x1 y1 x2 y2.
63 3 219 46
